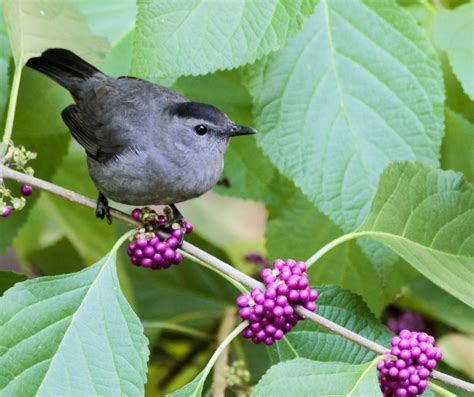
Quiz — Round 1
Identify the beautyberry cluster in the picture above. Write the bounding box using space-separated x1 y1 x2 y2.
237 259 318 346
378 329 442 397
1 141 36 218
126 207 192 270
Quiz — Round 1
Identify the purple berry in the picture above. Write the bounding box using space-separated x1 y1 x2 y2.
172 228 183 240
273 259 285 269
263 299 275 311
184 221 193 233
141 258 153 267
305 301 316 312
136 237 148 249
163 248 176 261
254 305 265 317
274 329 284 340
239 308 252 319
149 236 160 246
265 287 277 300
134 249 144 258
173 252 183 264
131 208 141 220
144 246 155 258
1 206 11 218
20 184 33 196
273 306 284 317
166 236 179 249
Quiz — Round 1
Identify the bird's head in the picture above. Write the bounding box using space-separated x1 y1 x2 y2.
166 101 256 153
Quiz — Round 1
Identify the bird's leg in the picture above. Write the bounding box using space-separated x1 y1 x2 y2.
96 192 112 224
160 204 186 246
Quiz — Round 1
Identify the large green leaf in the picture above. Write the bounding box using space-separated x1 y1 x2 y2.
0 247 149 396
267 285 391 363
132 0 317 81
441 109 474 184
247 0 444 240
266 175 416 315
252 358 382 397
174 71 276 202
357 162 474 307
432 3 474 100
2 0 108 67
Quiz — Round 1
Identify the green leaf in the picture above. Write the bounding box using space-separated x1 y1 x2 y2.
247 0 444 239
252 358 382 397
132 0 317 81
266 175 416 315
357 162 474 307
174 71 276 202
433 3 474 100
398 277 474 336
0 271 27 295
0 243 149 396
267 285 391 363
2 0 108 67
441 109 474 184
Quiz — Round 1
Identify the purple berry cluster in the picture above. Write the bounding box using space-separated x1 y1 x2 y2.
237 259 318 346
386 310 427 334
1 184 33 218
378 329 442 397
126 207 192 270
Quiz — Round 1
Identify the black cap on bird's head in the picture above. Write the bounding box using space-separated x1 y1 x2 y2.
169 101 256 138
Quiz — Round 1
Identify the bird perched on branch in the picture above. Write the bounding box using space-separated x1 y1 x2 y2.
27 48 255 227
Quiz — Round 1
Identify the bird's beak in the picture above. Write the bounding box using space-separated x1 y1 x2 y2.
227 125 257 137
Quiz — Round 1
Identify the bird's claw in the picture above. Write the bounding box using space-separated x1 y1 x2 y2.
96 193 112 224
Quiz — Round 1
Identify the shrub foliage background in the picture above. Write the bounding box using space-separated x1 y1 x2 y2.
0 0 472 396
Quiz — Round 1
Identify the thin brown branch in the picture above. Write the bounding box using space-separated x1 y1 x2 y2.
1 164 473 393
211 307 236 397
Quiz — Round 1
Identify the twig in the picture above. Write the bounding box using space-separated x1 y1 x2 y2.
211 307 236 397
1 164 473 393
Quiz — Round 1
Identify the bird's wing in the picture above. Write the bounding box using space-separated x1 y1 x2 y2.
61 82 141 162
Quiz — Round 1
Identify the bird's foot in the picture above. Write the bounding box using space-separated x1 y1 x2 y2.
162 204 187 246
216 177 231 188
96 192 112 224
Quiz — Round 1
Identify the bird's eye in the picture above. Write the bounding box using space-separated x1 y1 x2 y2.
194 124 208 135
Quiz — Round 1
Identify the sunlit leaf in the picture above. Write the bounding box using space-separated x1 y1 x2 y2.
358 162 474 307
132 0 317 81
2 0 108 67
247 0 444 248
0 248 149 395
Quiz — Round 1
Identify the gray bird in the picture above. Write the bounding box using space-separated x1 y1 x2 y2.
27 48 255 225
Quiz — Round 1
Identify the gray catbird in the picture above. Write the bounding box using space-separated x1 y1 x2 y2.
27 49 255 224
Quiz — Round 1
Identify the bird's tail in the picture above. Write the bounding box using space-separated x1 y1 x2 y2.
26 48 104 96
